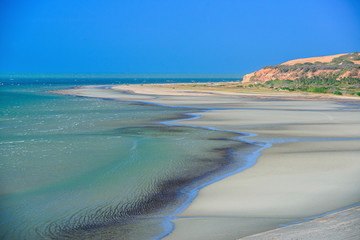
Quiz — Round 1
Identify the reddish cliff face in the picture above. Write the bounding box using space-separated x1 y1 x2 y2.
243 53 360 83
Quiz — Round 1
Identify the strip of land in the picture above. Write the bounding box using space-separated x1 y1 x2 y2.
53 83 360 239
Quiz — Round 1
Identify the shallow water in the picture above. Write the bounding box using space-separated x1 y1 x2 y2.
0 84 258 239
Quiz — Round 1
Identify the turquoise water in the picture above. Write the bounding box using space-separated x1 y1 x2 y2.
0 83 257 239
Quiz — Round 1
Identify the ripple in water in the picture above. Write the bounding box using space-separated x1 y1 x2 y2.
0 85 259 239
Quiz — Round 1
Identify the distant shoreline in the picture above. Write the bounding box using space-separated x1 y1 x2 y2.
53 81 360 101
111 82 360 101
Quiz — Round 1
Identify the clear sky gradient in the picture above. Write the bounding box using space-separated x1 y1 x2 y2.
1 0 359 74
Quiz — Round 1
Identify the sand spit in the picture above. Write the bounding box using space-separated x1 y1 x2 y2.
53 84 360 240
111 83 360 101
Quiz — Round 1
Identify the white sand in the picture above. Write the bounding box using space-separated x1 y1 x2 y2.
166 217 297 240
239 205 360 240
53 84 360 239
176 140 360 218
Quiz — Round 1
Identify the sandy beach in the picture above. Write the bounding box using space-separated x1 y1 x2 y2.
239 204 360 240
54 83 360 239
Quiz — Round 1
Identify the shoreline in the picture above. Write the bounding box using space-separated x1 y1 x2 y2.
162 111 271 215
52 87 272 239
52 83 360 239
51 87 272 239
111 82 360 101
160 111 269 239
52 82 360 102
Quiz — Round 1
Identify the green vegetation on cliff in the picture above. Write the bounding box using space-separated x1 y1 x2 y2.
243 52 360 96
250 76 360 96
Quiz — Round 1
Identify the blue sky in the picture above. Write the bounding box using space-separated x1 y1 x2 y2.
1 0 359 74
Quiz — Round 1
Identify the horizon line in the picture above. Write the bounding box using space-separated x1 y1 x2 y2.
0 73 245 79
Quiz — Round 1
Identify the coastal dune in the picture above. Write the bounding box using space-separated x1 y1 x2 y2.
55 84 360 239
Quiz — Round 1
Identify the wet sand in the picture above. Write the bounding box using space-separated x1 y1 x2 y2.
53 84 360 239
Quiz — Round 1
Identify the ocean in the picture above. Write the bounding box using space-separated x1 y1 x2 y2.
0 79 259 239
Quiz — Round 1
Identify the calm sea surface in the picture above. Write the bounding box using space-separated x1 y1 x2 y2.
0 80 257 239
